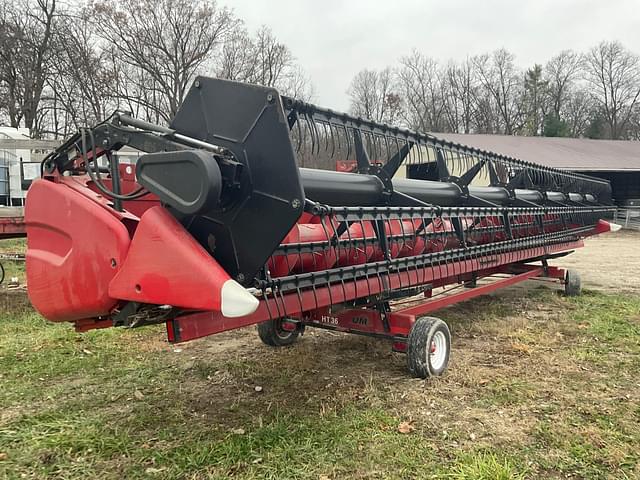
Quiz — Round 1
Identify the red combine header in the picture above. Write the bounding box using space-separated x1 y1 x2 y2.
25 78 617 377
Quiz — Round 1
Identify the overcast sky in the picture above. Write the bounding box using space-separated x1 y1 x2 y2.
225 0 640 111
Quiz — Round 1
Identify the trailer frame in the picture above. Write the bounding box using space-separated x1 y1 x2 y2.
163 238 584 344
294 262 568 352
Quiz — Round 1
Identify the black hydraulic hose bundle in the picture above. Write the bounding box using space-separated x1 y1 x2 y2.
80 127 149 201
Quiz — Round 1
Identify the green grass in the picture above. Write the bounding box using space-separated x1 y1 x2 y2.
569 291 640 344
0 288 639 479
0 238 25 252
0 238 25 283
444 452 526 480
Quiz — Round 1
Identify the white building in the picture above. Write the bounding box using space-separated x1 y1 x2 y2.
0 126 32 206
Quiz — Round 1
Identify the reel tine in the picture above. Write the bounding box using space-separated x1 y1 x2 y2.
312 117 322 156
303 112 315 158
295 284 304 315
416 137 424 165
294 114 303 153
383 133 391 163
364 130 373 163
392 136 401 169
334 121 343 159
375 133 382 164
372 132 380 163
321 121 330 154
344 124 353 161
372 131 380 164
329 121 336 158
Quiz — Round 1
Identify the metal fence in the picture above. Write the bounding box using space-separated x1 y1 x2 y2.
0 149 16 199
0 138 61 207
614 207 640 231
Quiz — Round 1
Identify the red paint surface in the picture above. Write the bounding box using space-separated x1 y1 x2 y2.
25 170 606 343
108 206 230 311
387 266 547 335
25 179 131 321
303 307 387 334
170 239 584 343
0 216 26 239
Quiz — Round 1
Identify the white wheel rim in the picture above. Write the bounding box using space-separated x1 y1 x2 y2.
429 331 447 371
276 320 294 340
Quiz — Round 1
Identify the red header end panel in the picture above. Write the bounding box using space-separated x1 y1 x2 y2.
108 205 231 311
25 179 131 322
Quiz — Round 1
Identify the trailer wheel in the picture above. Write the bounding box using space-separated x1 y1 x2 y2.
0 262 4 285
564 269 581 297
407 316 451 378
257 318 301 347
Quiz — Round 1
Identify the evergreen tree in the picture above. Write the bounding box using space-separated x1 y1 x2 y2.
523 64 549 136
585 113 606 139
543 114 569 137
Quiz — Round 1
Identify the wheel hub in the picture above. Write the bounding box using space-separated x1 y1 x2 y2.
429 331 447 371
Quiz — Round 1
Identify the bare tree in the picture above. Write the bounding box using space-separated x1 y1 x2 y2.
545 50 583 119
92 0 236 123
216 25 313 99
347 67 401 124
397 50 446 132
473 49 524 135
41 10 116 137
564 87 594 137
443 58 477 134
626 104 640 140
584 41 640 139
278 64 314 101
472 95 498 134
251 26 294 87
0 0 57 137
217 28 257 82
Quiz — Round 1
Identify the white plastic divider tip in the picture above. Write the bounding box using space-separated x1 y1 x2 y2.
220 279 260 318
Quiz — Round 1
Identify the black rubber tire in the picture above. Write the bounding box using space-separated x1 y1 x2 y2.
564 269 581 297
257 318 301 347
407 316 451 379
0 262 4 285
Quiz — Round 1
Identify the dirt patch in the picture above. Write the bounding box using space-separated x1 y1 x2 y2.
169 288 637 466
0 290 32 311
2 232 639 478
165 231 640 454
550 230 640 293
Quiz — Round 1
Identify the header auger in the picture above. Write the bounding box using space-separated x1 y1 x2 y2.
26 77 618 378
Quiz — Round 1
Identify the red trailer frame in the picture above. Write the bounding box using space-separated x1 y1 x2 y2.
156 242 584 379
296 262 567 351
0 213 26 285
0 215 25 240
162 238 585 344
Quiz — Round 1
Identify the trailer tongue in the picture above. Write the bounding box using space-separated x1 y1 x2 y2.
26 77 617 378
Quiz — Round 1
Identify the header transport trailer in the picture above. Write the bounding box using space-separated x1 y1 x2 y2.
25 78 618 378
0 209 25 284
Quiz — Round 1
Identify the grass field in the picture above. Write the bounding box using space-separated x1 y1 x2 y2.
1 274 639 479
0 239 25 285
